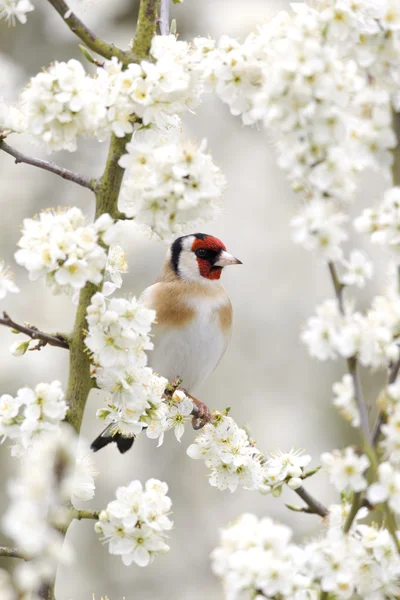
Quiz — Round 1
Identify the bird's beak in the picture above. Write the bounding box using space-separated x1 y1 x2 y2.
214 251 243 267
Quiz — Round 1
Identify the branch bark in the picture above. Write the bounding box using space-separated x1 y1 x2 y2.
0 312 69 350
328 262 372 445
64 0 160 433
71 508 100 521
45 0 135 63
133 0 159 60
0 546 26 560
293 485 329 518
0 140 95 191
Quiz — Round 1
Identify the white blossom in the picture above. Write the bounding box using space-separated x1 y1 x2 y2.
118 129 226 240
2 426 78 595
15 208 115 295
211 514 314 600
0 0 34 26
332 374 360 427
95 479 172 567
290 199 348 261
0 263 19 299
260 448 312 495
19 59 107 152
340 250 373 287
187 413 264 492
367 461 400 514
321 447 369 492
356 187 400 255
164 390 193 442
0 381 68 456
302 296 400 369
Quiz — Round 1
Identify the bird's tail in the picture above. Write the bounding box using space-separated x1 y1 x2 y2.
90 423 135 454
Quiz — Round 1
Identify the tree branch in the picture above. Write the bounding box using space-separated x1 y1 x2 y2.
159 0 170 35
372 354 400 444
0 312 69 350
293 485 329 518
71 508 100 521
0 546 26 559
65 0 160 435
0 139 95 191
133 0 159 60
45 0 135 64
328 262 372 445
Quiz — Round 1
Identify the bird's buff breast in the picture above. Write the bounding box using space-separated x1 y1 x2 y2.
148 292 232 393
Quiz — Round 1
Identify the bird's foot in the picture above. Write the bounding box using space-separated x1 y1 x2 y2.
184 393 212 430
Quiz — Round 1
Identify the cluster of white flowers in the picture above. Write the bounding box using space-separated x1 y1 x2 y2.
302 297 400 369
95 479 172 567
321 447 370 493
118 129 225 239
19 59 107 152
0 380 67 457
316 0 400 104
212 510 400 600
306 520 400 599
187 413 264 492
0 0 34 26
187 412 314 494
9 35 211 151
207 5 394 212
2 426 79 598
259 448 311 495
356 187 400 256
0 262 19 299
290 200 348 261
211 513 314 600
86 292 194 445
97 35 205 134
15 208 117 295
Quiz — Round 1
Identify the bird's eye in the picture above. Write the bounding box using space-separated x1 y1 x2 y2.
195 249 207 258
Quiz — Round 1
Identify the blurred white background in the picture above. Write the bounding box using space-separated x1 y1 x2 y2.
0 1 391 598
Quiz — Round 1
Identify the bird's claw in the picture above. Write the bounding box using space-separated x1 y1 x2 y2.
190 397 212 430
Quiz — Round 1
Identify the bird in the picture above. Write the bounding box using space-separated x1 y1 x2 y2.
91 233 242 453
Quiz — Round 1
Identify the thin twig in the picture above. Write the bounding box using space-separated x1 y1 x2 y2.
0 140 95 191
343 491 362 533
159 0 170 35
71 508 100 521
372 354 400 444
45 0 135 64
347 356 372 445
328 262 372 445
293 485 329 518
0 312 69 350
328 261 344 312
0 546 26 560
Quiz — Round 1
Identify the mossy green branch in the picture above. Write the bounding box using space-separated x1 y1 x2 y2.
95 133 132 219
64 1 159 437
133 0 160 60
46 0 135 64
65 281 97 433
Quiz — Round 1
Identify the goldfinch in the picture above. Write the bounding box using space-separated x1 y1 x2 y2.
91 233 241 453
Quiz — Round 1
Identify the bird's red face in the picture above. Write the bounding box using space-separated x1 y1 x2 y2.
171 233 242 282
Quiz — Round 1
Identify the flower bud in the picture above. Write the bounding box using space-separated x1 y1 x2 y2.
287 477 303 490
10 340 30 356
272 485 283 497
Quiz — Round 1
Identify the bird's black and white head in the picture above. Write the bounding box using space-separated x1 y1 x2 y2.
169 233 241 282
